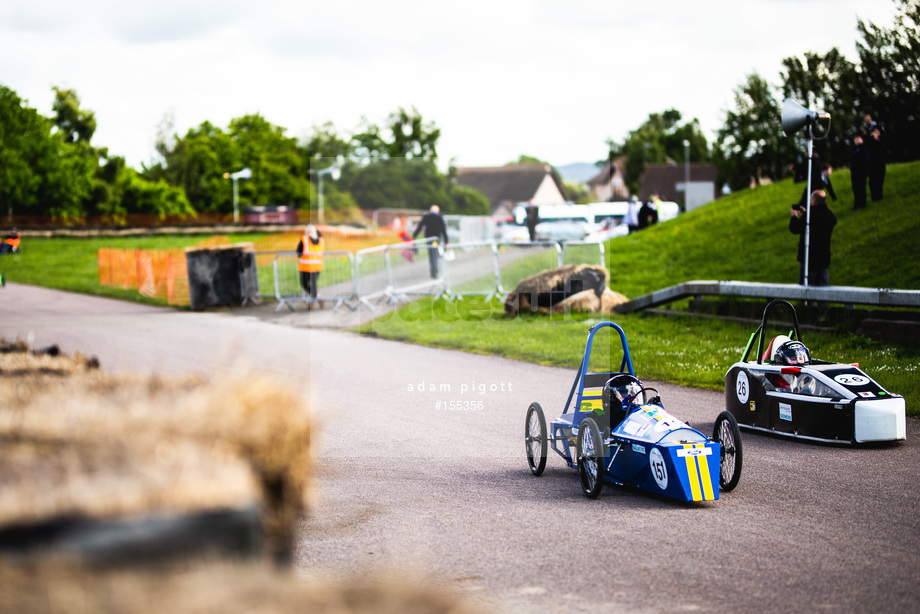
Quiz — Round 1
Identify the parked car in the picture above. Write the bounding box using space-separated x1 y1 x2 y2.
494 220 531 243
583 220 629 243
534 219 594 242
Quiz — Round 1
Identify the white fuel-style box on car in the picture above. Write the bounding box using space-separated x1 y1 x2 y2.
724 299 906 445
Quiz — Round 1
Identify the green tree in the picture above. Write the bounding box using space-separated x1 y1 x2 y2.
780 49 860 168
447 184 490 215
51 87 97 145
230 114 311 208
715 73 795 190
856 0 920 161
607 109 709 194
49 86 128 219
149 114 316 214
119 168 194 219
338 158 488 215
145 120 236 212
0 85 93 221
564 181 590 204
508 155 548 165
351 107 440 160
302 122 351 161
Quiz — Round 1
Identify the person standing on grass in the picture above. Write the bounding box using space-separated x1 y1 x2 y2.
789 190 836 287
867 126 887 202
297 224 324 307
850 135 869 210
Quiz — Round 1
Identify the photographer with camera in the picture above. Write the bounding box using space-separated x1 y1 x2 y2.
789 189 836 286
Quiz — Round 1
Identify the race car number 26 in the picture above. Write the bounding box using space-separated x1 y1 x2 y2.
834 373 870 387
736 371 750 404
649 448 668 490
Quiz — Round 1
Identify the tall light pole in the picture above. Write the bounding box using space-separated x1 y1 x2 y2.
309 159 341 225
781 98 831 287
683 140 690 213
223 167 251 223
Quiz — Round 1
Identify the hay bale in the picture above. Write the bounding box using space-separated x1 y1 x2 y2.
0 339 311 565
503 265 627 316
548 287 630 313
0 341 493 614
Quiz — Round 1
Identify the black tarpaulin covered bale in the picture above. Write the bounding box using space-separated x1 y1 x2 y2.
185 243 257 310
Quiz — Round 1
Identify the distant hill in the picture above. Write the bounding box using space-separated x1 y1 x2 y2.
555 161 602 184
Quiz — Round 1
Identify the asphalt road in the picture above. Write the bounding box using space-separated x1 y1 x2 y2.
2 283 919 613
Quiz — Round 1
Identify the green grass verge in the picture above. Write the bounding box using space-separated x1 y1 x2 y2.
358 296 920 416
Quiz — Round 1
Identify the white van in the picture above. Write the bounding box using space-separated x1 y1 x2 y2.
584 201 680 226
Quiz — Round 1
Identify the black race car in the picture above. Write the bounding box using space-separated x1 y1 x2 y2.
724 300 906 444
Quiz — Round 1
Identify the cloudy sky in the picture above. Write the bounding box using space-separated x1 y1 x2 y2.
0 0 896 172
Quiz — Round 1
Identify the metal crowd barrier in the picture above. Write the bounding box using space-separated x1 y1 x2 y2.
494 241 563 295
354 243 393 310
264 239 607 313
354 239 445 310
384 239 445 303
442 242 500 301
561 241 605 267
239 251 261 306
273 250 357 312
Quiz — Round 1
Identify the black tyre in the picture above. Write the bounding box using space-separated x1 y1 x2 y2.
713 411 743 491
525 402 548 476
577 417 605 498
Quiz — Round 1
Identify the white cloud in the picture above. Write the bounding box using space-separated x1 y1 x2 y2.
0 0 898 170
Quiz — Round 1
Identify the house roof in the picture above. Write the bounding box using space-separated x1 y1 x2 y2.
454 164 567 208
586 159 626 186
640 162 718 201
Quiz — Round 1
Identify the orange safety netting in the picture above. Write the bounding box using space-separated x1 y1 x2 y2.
98 247 190 306
96 229 397 306
96 237 231 306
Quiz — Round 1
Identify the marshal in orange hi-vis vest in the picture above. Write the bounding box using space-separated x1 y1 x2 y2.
298 236 324 272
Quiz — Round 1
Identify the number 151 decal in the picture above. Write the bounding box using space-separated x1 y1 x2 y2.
649 448 668 490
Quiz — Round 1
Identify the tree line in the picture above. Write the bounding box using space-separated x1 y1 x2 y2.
0 92 490 224
610 0 919 193
1 0 916 223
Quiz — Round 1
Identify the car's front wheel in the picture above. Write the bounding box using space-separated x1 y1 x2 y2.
577 417 604 498
525 402 548 476
713 411 743 491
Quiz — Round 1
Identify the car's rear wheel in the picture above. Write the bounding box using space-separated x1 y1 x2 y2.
525 402 547 476
713 411 743 491
577 417 604 498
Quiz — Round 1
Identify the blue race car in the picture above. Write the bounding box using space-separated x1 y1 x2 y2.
525 321 742 500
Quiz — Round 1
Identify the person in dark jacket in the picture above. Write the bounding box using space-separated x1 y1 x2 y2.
413 204 448 278
789 190 836 286
797 154 836 208
638 199 658 230
866 126 887 202
525 203 540 242
850 135 869 210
